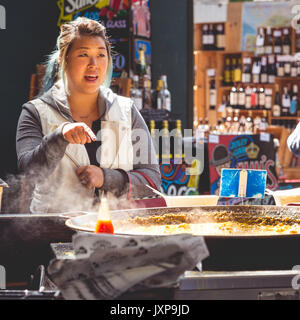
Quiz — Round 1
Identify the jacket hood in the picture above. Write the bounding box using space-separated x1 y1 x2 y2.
38 79 116 121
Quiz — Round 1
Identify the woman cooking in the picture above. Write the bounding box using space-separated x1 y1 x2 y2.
16 17 161 213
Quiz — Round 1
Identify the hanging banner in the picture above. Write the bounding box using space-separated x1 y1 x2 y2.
208 133 278 197
132 0 151 39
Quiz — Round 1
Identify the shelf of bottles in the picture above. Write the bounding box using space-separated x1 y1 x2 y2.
216 25 300 128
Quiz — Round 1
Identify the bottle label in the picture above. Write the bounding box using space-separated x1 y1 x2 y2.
165 98 171 112
277 67 284 77
210 89 217 106
157 98 162 110
265 96 272 110
283 45 291 55
284 63 291 75
268 75 275 83
242 73 251 83
260 73 268 84
273 105 281 117
234 69 242 82
291 67 297 77
265 45 272 55
290 100 297 115
230 92 238 106
245 96 251 109
252 74 260 83
216 34 225 49
259 94 265 107
133 97 143 110
274 46 282 54
238 93 246 106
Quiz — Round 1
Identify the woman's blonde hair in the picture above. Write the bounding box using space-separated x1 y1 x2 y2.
41 17 112 94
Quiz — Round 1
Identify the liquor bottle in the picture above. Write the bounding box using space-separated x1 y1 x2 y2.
245 86 252 110
290 84 299 116
273 29 282 54
149 120 159 159
251 87 258 109
291 57 298 77
282 28 291 55
223 58 232 86
264 27 273 55
242 57 252 84
267 55 276 84
238 86 246 110
230 85 238 109
255 27 265 56
260 56 268 84
245 111 253 133
252 60 261 84
208 24 215 50
276 55 284 77
284 56 291 77
225 108 233 133
130 75 143 111
265 88 273 111
136 46 147 78
174 120 183 160
155 79 163 110
161 75 171 112
258 87 265 110
209 79 217 110
231 58 237 83
233 58 242 83
161 120 170 161
281 86 290 116
272 84 281 117
216 24 225 51
202 24 209 50
143 76 152 109
232 109 240 134
259 110 268 131
253 114 261 134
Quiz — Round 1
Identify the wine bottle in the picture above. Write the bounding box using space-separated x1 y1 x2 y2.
161 120 170 161
245 86 252 110
245 111 253 133
130 75 143 111
231 58 237 83
238 85 246 110
290 84 298 116
265 88 273 111
255 27 265 56
137 47 147 78
230 85 238 109
234 58 242 83
264 26 273 55
252 60 261 84
155 79 163 110
251 87 258 110
267 55 276 84
202 24 209 50
273 29 282 54
258 87 265 110
291 57 298 77
276 55 284 77
242 57 252 84
282 28 291 55
209 79 217 110
143 76 152 109
281 86 290 116
216 24 225 51
161 75 171 112
284 55 291 77
260 56 268 84
259 110 268 131
224 58 232 86
272 84 281 117
208 24 215 50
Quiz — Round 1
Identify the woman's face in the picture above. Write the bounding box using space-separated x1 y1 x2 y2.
65 35 109 95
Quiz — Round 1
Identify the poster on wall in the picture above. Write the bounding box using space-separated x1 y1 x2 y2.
241 2 295 52
132 0 151 39
57 0 130 77
208 133 278 200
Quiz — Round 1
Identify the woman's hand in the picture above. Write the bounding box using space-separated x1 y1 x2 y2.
62 122 97 144
76 165 104 189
